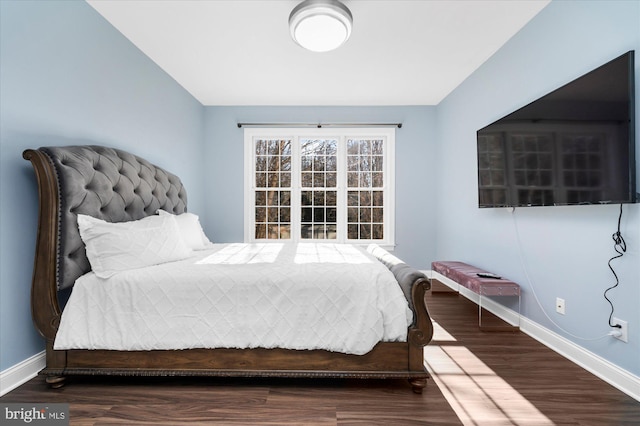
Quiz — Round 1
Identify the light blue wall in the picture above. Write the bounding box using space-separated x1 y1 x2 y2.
0 1 205 371
203 106 437 269
435 0 640 375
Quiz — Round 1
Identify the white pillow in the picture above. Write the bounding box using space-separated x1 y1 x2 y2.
78 214 192 278
158 210 212 250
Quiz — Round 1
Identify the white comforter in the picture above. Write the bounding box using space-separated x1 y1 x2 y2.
54 243 413 355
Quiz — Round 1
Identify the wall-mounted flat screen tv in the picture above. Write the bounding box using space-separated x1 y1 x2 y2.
477 51 636 208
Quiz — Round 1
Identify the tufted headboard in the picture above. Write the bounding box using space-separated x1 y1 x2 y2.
24 145 187 291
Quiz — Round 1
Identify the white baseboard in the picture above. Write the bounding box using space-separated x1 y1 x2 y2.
426 270 640 402
0 351 45 397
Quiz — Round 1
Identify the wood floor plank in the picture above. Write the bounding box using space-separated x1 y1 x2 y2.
2 290 639 425
90 403 337 425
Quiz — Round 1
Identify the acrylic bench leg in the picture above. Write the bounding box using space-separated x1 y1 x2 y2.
479 293 520 332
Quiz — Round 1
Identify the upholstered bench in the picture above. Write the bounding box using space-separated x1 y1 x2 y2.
431 261 520 331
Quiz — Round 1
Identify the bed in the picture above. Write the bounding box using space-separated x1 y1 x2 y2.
23 145 434 393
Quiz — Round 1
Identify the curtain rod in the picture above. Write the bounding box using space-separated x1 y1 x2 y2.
237 122 402 128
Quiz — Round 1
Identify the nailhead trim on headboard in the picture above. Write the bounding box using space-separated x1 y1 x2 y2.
40 146 188 291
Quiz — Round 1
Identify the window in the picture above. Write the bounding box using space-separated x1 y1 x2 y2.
244 128 395 247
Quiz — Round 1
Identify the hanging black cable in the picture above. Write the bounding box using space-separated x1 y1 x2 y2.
603 203 626 328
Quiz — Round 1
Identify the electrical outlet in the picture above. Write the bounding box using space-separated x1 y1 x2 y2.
556 298 565 315
611 318 628 343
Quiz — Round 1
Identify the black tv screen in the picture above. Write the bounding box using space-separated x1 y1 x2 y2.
477 51 636 208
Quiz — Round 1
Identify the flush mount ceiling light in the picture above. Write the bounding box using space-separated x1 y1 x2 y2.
289 0 353 53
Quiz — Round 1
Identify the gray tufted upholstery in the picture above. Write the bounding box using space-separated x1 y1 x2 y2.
40 145 187 291
367 244 428 312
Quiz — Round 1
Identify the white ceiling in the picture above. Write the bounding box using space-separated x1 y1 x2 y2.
87 0 550 106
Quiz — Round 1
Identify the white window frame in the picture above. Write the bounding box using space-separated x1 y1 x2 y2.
244 127 395 248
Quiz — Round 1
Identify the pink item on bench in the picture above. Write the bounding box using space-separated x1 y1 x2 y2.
431 261 520 330
431 261 520 297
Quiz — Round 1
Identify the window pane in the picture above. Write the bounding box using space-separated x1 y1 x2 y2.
327 208 337 223
301 156 313 171
372 172 383 187
348 207 358 222
313 173 325 187
280 191 291 206
266 191 279 206
255 224 266 239
280 224 291 239
314 225 326 239
281 156 291 171
373 191 383 206
359 208 371 222
267 224 279 239
280 208 290 222
348 156 359 171
359 140 371 155
281 172 291 187
326 156 337 171
255 207 266 222
372 156 383 171
314 208 325 222
372 207 383 223
348 191 358 206
347 139 359 155
371 139 383 155
326 191 337 206
256 140 268 155
313 157 325 171
372 224 384 239
360 157 371 171
360 172 371 187
267 156 279 171
347 172 358 187
360 224 371 239
302 172 313 187
326 173 337 187
301 207 312 222
301 139 321 155
267 172 279 187
301 191 312 206
326 140 337 155
348 224 358 239
268 140 279 155
268 207 278 222
360 191 371 206
280 140 291 156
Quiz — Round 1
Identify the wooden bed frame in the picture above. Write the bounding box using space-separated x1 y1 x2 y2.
23 145 434 393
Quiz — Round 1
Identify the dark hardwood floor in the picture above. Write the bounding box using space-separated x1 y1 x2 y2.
2 291 639 425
